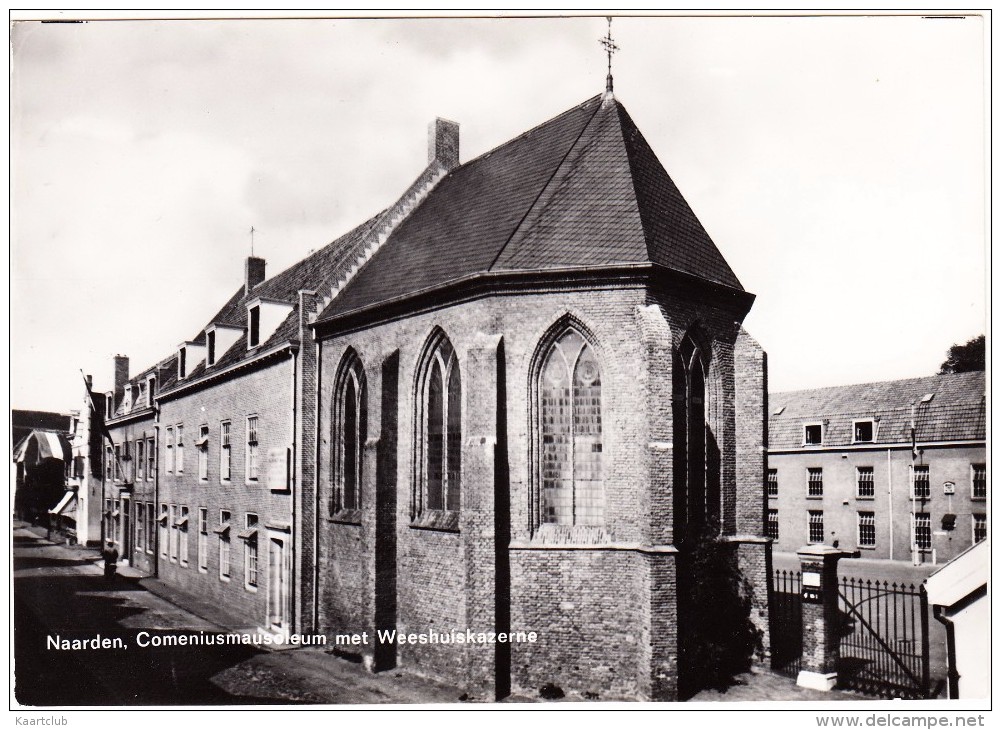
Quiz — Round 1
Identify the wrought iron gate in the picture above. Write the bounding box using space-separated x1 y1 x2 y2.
836 577 930 699
770 569 802 678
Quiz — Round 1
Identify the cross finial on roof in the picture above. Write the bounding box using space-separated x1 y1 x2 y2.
599 16 619 95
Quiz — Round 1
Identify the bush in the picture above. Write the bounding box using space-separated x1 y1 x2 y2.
678 530 764 696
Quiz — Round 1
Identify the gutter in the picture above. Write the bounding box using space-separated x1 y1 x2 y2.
311 262 754 338
157 342 296 402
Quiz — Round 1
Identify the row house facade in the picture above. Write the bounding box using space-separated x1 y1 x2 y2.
767 371 987 564
89 87 772 700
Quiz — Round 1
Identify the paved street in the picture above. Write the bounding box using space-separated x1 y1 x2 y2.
12 526 462 706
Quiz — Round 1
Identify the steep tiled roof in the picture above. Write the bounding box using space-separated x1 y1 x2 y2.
12 410 73 448
161 214 379 393
319 94 742 321
769 372 986 449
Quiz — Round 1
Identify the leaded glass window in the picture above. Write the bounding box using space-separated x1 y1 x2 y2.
541 329 604 527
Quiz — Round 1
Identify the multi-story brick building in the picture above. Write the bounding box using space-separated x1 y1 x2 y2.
768 371 987 564
103 354 173 572
91 84 772 701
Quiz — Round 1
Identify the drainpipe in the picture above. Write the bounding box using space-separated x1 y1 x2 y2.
290 348 298 634
933 605 960 698
313 338 322 634
887 448 893 561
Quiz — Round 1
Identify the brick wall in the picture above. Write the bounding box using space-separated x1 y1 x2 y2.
105 415 157 574
312 282 764 700
157 354 294 630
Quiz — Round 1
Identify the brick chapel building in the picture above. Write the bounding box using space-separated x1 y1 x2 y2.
308 88 771 700
90 85 771 702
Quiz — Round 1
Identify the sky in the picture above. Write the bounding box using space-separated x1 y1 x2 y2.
10 12 988 414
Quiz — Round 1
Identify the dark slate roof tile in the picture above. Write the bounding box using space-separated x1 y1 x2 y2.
769 372 986 448
320 94 744 321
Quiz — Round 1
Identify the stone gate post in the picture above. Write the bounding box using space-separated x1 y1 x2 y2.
796 544 843 691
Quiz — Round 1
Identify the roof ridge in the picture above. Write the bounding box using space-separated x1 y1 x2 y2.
487 97 605 271
772 371 985 397
460 95 603 172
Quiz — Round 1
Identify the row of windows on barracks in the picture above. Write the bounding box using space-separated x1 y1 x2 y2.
100 288 770 701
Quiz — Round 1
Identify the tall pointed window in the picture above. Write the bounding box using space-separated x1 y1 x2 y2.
332 350 366 517
675 330 720 545
414 332 461 523
539 327 604 527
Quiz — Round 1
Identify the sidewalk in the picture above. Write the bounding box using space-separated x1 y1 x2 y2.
15 523 875 704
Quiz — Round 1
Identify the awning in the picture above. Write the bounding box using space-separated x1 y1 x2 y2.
111 509 120 518
212 522 231 535
174 516 188 528
14 430 72 464
237 527 258 541
194 434 209 448
48 491 78 516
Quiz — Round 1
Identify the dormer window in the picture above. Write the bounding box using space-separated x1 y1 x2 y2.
249 306 260 348
179 347 187 379
207 330 216 365
244 297 292 351
124 385 133 411
105 393 113 420
853 419 875 444
147 375 156 402
803 423 823 446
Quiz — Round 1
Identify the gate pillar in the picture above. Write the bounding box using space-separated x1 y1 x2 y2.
796 545 842 691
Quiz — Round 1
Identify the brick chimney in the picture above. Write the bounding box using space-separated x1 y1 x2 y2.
428 118 460 171
113 355 129 409
246 256 266 296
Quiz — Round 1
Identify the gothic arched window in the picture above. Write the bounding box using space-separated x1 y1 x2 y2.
332 350 366 517
539 327 604 527
675 330 720 544
416 333 461 517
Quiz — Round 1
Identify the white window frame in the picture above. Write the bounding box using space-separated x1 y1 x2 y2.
910 464 931 499
244 513 259 592
803 421 824 446
178 346 187 379
179 506 189 567
972 514 987 544
857 511 876 548
767 468 778 498
165 427 174 474
219 510 231 582
852 419 876 444
971 463 987 500
137 439 145 482
911 512 932 552
220 421 232 483
146 437 155 481
856 466 875 499
197 424 209 481
808 510 824 544
807 467 823 498
767 508 779 540
176 425 184 475
248 305 261 348
146 501 155 555
198 507 208 573
246 415 260 482
169 504 179 563
159 504 168 558
206 329 217 366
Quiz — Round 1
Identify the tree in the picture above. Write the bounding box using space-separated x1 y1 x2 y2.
939 335 985 374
